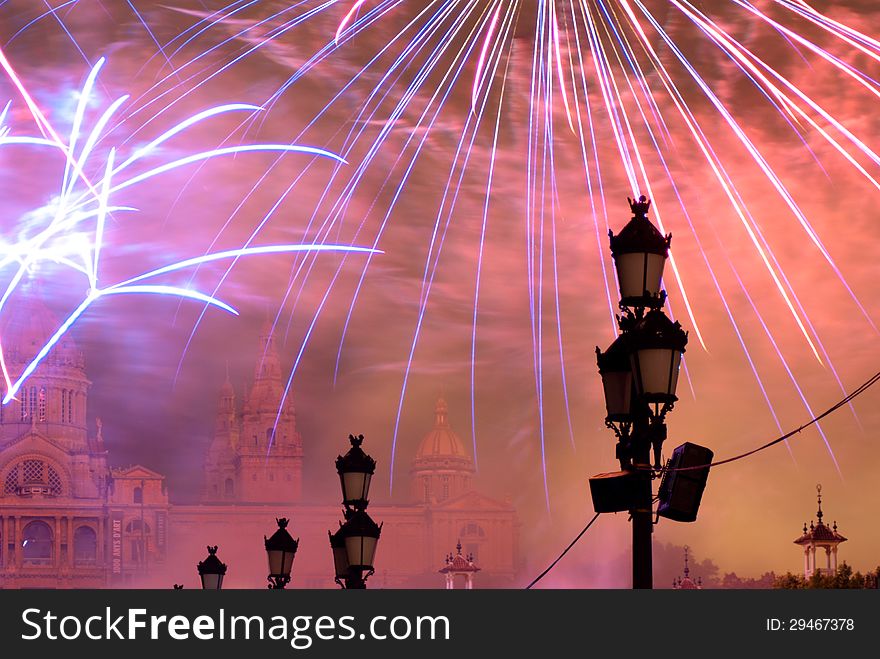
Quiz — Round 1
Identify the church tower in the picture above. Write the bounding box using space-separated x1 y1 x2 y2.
202 368 238 501
411 398 475 504
232 321 303 503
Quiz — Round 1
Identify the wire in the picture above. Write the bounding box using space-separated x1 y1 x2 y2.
525 513 601 589
523 370 880 588
657 369 880 473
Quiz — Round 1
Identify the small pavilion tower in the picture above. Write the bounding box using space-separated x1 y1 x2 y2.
794 484 847 577
672 545 702 589
439 541 481 589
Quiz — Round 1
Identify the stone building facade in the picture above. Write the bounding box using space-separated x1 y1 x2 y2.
0 295 520 588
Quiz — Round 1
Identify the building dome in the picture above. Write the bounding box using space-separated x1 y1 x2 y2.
0 286 83 371
414 398 470 461
411 398 474 504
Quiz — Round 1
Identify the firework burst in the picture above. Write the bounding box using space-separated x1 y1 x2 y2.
0 52 378 405
3 2 878 508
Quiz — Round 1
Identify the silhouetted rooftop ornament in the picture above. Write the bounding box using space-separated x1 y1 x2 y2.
673 545 701 589
794 484 847 546
439 540 481 574
628 194 652 218
609 196 671 258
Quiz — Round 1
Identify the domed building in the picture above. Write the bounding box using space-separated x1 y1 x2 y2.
0 291 170 588
411 398 475 504
1 289 520 588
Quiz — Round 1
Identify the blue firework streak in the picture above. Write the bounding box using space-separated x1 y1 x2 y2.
0 53 379 404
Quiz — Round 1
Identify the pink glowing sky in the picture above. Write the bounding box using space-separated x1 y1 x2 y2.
0 1 878 585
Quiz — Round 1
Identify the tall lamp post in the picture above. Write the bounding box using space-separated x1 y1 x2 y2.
591 196 711 589
330 434 382 589
265 518 298 589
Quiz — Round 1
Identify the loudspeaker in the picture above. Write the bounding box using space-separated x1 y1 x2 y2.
657 442 713 522
589 470 648 513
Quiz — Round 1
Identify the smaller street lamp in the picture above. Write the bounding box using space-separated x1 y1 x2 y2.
197 545 227 590
336 434 376 509
265 518 299 589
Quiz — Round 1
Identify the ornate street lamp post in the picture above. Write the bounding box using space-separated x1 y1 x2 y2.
330 434 382 588
265 518 298 589
197 545 227 590
592 196 711 589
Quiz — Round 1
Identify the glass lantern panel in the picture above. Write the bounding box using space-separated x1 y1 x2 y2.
635 349 681 398
616 253 665 301
201 573 222 590
602 371 632 418
345 536 378 569
342 472 371 502
267 549 284 576
282 549 296 576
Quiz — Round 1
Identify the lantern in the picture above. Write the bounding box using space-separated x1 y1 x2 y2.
264 517 298 588
609 196 671 308
335 434 376 508
340 509 382 573
628 309 688 404
329 525 350 585
197 545 227 590
596 335 633 422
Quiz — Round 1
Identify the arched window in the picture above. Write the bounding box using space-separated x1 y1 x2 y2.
2 460 62 497
441 476 450 501
28 386 37 420
459 522 486 538
38 386 47 422
459 522 486 560
20 388 28 421
22 520 52 563
124 520 151 534
224 478 234 497
266 428 275 444
133 487 143 504
74 526 97 565
3 466 19 495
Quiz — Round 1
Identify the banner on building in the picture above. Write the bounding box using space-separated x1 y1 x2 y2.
109 510 124 584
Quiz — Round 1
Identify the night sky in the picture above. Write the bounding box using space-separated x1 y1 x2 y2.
1 1 878 586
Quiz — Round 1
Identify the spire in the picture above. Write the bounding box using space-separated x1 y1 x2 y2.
219 362 235 412
816 483 823 523
434 397 449 428
683 545 690 578
254 317 282 382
